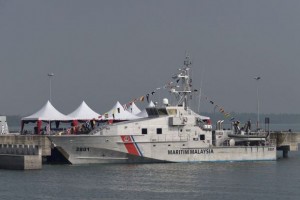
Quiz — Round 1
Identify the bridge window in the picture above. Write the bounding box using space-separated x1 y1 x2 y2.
157 128 162 134
167 109 177 115
200 134 205 140
142 128 147 135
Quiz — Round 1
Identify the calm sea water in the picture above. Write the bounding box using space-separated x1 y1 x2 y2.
0 151 299 200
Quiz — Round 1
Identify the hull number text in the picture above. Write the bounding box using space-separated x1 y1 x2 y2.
76 147 90 152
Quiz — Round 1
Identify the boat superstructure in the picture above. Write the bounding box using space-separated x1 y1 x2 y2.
49 56 276 164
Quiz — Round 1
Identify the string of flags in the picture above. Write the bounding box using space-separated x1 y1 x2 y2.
203 94 236 121
122 80 181 109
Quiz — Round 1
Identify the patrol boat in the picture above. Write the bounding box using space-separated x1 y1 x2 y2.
48 56 276 164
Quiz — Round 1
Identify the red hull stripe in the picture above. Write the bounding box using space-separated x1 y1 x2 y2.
121 135 140 156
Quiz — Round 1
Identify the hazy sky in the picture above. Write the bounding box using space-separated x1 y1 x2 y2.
0 0 299 115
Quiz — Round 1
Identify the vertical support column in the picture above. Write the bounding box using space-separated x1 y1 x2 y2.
281 146 290 158
283 149 289 158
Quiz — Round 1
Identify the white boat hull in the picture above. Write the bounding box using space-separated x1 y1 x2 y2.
49 135 277 164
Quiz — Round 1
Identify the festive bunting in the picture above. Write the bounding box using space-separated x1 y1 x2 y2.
202 94 237 122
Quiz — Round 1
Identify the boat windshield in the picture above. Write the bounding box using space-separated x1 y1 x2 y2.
146 108 159 117
167 108 177 116
146 108 168 117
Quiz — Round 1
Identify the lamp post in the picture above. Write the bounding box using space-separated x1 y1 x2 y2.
48 73 54 102
254 76 261 130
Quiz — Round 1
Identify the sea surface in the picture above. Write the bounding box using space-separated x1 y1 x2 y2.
0 152 300 200
1 124 300 200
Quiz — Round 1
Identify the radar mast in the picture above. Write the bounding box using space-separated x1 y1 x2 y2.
172 55 193 110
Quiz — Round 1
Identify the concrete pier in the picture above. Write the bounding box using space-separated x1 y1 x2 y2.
270 131 300 158
0 135 51 156
0 144 42 170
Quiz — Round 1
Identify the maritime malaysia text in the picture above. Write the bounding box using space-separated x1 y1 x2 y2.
168 149 213 155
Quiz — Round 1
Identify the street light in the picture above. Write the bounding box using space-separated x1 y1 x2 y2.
48 73 54 102
254 76 261 130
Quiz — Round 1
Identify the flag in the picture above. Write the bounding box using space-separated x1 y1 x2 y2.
140 96 145 102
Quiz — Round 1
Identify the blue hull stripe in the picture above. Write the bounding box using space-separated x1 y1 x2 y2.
130 136 143 157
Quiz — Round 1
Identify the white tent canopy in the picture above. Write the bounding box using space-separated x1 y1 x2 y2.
22 101 72 121
104 101 140 120
68 101 100 120
136 101 155 118
126 102 141 115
